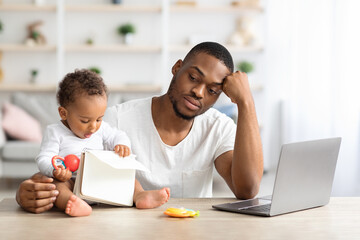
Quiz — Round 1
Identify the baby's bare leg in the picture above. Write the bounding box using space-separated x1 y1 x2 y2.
54 180 91 217
133 179 170 209
53 180 75 210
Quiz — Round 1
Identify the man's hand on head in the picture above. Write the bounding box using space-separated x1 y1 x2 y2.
222 71 254 106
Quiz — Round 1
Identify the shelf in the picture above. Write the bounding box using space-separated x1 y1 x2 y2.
0 44 56 52
227 45 264 53
169 44 263 53
170 5 263 13
107 84 162 93
65 45 161 53
0 4 160 13
0 83 162 93
65 5 161 12
0 82 259 93
0 84 57 92
0 4 56 12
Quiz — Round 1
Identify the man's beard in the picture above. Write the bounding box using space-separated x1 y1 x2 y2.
171 100 194 120
168 78 196 121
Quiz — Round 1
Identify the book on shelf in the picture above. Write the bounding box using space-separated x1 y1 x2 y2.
73 150 149 207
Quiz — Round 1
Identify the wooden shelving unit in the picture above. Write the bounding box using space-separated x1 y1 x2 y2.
65 5 161 12
0 83 162 93
65 44 161 53
169 44 264 53
0 1 265 94
0 83 57 92
107 84 162 93
0 44 56 52
0 4 56 12
0 82 259 93
170 5 263 13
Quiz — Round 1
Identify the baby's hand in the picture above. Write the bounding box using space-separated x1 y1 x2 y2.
53 165 72 182
114 144 131 157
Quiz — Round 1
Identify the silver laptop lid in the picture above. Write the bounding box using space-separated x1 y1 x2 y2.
269 137 341 216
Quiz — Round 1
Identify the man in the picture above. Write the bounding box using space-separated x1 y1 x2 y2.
16 42 263 213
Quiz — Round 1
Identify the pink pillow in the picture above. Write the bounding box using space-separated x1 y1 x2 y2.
1 102 42 142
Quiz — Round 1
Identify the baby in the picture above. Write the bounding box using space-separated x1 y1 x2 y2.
36 69 170 217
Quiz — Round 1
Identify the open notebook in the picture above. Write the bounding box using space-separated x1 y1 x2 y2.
73 150 149 207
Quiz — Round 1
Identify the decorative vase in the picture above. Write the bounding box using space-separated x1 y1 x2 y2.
0 52 3 83
30 69 38 84
124 33 134 45
34 0 45 6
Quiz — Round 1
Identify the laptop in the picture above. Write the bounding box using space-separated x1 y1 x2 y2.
212 137 341 217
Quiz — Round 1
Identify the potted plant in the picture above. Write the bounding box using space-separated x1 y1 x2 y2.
0 19 3 33
0 52 3 83
85 38 94 45
88 66 102 75
30 69 38 84
237 61 254 74
118 23 136 45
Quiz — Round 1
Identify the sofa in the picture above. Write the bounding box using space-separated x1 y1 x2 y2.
0 91 146 178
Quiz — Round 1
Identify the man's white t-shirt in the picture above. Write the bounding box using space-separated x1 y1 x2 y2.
105 97 236 198
36 121 131 178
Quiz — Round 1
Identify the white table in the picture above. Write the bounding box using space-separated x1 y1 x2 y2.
0 197 359 239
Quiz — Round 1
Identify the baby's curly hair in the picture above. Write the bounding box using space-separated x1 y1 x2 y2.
57 69 108 107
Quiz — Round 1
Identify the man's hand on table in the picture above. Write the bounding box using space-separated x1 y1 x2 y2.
16 173 59 214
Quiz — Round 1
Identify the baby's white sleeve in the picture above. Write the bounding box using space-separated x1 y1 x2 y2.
35 126 61 177
102 121 131 151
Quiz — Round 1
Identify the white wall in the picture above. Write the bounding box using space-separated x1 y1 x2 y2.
265 0 360 196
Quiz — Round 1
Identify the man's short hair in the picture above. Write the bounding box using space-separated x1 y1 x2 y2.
183 42 234 73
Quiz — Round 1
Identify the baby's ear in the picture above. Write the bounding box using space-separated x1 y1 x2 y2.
58 106 67 120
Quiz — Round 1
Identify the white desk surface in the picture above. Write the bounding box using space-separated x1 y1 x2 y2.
0 197 359 240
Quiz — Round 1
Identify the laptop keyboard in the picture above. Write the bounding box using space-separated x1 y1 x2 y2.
243 204 271 212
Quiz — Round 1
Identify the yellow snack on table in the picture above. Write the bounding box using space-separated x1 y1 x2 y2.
164 207 200 218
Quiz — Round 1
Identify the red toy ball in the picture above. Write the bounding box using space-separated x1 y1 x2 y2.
52 154 80 172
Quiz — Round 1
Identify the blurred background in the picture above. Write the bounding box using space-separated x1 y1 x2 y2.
0 0 359 200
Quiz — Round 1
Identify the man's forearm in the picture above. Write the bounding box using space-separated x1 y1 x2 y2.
231 100 263 199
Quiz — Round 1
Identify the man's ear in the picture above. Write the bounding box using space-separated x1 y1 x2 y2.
172 59 183 75
58 106 67 120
